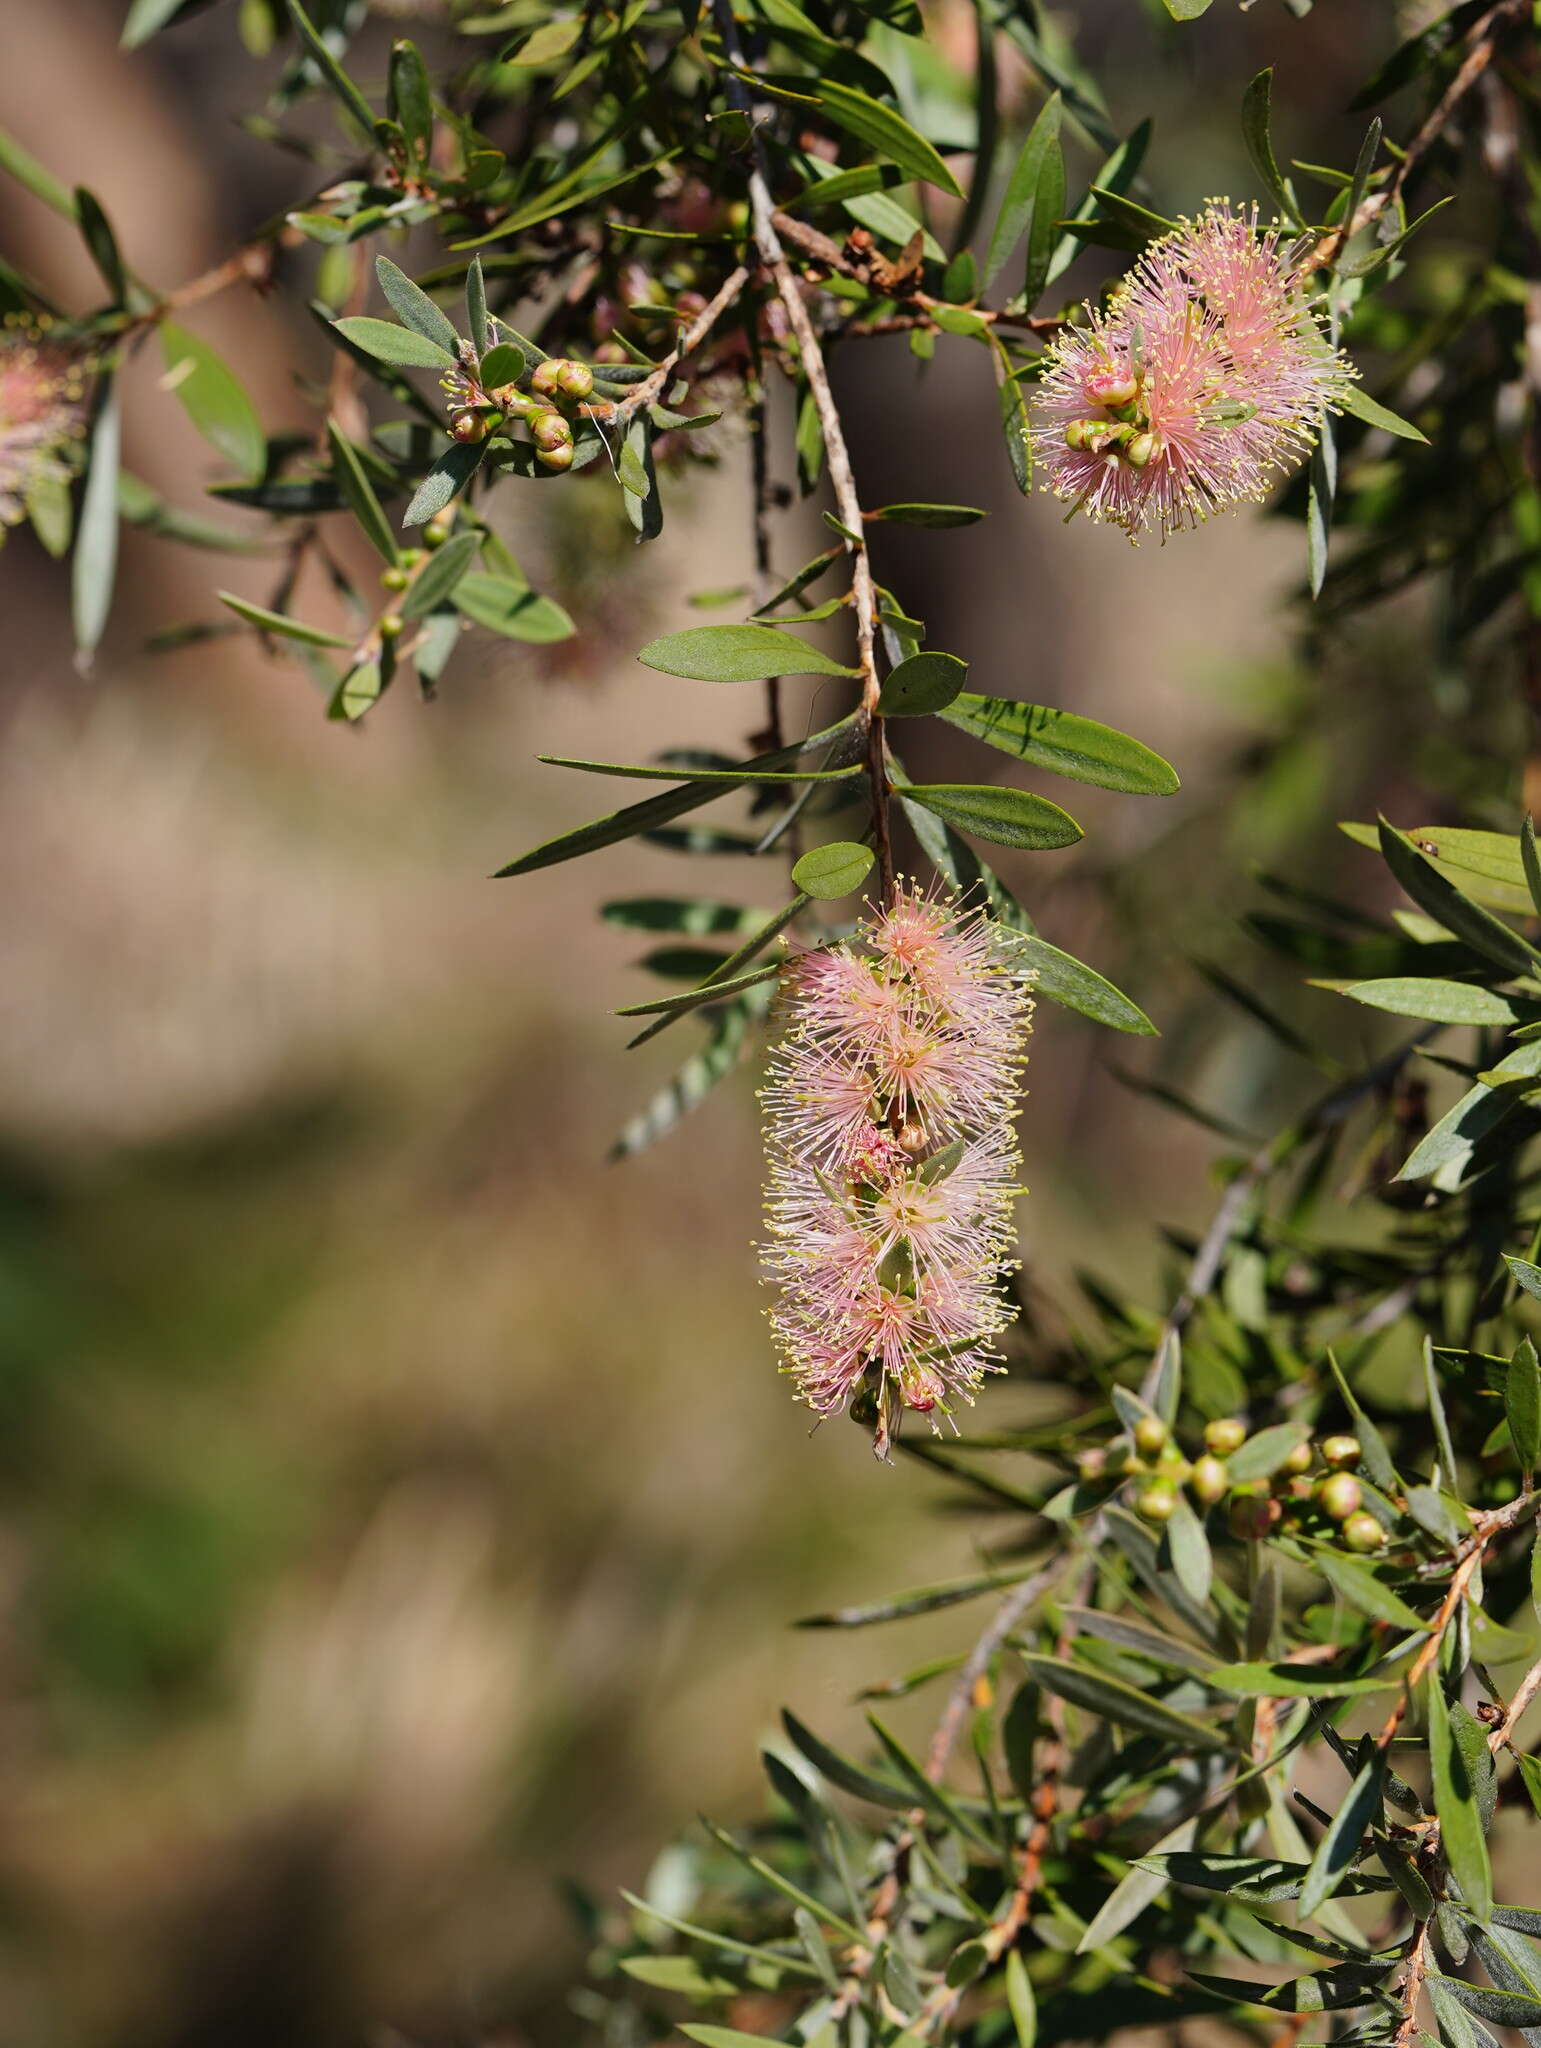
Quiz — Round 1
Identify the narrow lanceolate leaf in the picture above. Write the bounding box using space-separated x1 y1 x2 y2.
869 502 987 528
1240 69 1304 228
1017 935 1156 1034
1467 1924 1541 2047
1077 1815 1198 1955
326 420 399 564
798 77 962 196
1226 1422 1312 1483
542 757 861 786
1005 1951 1036 2048
1189 1966 1390 2014
1432 1979 1541 2031
1507 1337 1541 1474
940 694 1179 795
72 381 120 665
1204 1663 1399 1699
496 718 854 876
638 623 857 682
1337 383 1428 442
1427 1671 1493 1922
614 961 783 1017
332 315 457 368
904 783 1082 852
780 1709 912 1812
1017 1652 1232 1751
217 591 353 646
1313 1550 1426 1632
792 841 875 899
405 442 486 526
1338 979 1519 1026
452 573 574 641
74 187 126 304
1299 1752 1383 1915
286 0 378 136
400 529 480 618
1134 1853 1392 1903
161 321 266 479
1523 815 1541 920
1166 1494 1211 1606
879 652 968 717
374 254 462 358
984 90 1063 294
1379 820 1540 974
609 984 770 1159
1508 1256 1541 1304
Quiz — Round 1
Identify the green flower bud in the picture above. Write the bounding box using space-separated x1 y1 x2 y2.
1125 431 1158 469
1342 1510 1387 1553
1205 1418 1247 1457
422 518 451 550
536 440 575 472
1318 1472 1363 1523
1189 1454 1228 1506
381 565 409 592
530 409 573 453
451 409 491 444
554 359 594 400
379 611 404 640
1228 1489 1281 1541
1133 1415 1169 1458
1076 1446 1108 1483
1282 1441 1315 1476
1320 1434 1362 1470
1135 1477 1177 1524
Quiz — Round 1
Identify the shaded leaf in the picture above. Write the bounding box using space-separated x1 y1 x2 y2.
1018 1651 1232 1750
940 693 1178 795
879 652 968 717
904 782 1082 851
639 623 857 681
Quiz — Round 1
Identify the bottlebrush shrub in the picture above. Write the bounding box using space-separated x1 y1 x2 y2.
12 1 1541 2041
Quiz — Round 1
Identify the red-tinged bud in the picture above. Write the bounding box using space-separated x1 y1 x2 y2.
1342 1510 1387 1553
1077 1446 1108 1483
1282 1441 1315 1476
1087 370 1140 406
553 359 594 400
1229 1490 1282 1540
1205 1418 1247 1456
530 409 573 453
451 410 490 443
1189 1454 1228 1506
529 359 564 401
1318 1473 1363 1522
536 440 575 472
1321 1434 1362 1470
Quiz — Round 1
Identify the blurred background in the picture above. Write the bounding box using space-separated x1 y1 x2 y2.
0 3 1512 2042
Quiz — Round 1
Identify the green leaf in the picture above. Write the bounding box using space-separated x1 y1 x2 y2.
1399 1082 1511 1187
609 984 771 1159
122 0 202 46
1017 1651 1232 1751
497 718 853 876
286 0 377 136
0 119 76 220
544 757 859 786
400 529 480 618
1226 1422 1312 1483
330 656 383 722
500 16 584 63
869 503 986 528
638 623 857 682
1017 935 1156 1035
1240 69 1303 227
683 2029 804 2048
1163 0 1214 16
1378 820 1538 977
1405 1485 1470 1549
614 963 783 1018
387 38 433 160
779 1709 911 1812
1166 1493 1212 1606
1508 1338 1541 1474
326 420 399 565
1076 1814 1198 1955
1204 1663 1399 1699
217 591 353 646
992 336 1032 495
332 316 457 369
478 341 525 388
1135 1853 1391 1904
904 783 1081 852
1313 1550 1426 1633
372 255 462 359
1509 1256 1541 1304
619 1956 737 1998
1188 1967 1390 2014
697 1819 866 1945
71 382 120 666
1299 1752 1382 1915
799 1560 1048 1630
405 442 487 526
940 694 1179 796
1005 1952 1036 2048
74 188 126 304
1431 1979 1541 2031
985 90 1064 296
1523 816 1541 921
879 652 968 717
1337 383 1428 443
792 842 875 899
867 1715 996 1848
1338 979 1519 1026
453 572 574 641
1427 1672 1493 1922
797 77 962 197
464 255 489 356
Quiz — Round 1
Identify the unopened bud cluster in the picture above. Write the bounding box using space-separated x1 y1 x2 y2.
1077 1417 1386 1553
443 339 595 472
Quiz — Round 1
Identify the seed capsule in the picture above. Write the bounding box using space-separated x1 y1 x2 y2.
1318 1473 1363 1523
1342 1510 1387 1553
1320 1434 1362 1470
1205 1418 1247 1457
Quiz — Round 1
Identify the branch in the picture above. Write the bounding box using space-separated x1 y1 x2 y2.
771 209 1061 341
585 263 751 424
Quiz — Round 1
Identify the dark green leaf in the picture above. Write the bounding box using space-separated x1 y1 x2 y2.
1240 69 1303 227
940 693 1179 796
1227 1422 1312 1483
1189 1966 1389 2014
330 656 382 722
792 841 875 899
1005 1952 1036 2048
1299 1753 1382 1915
985 90 1063 295
405 442 486 526
400 529 480 618
333 315 456 369
609 984 770 1158
1205 1663 1399 1698
799 1560 1048 1630
286 0 377 136
869 503 986 528
1017 1651 1232 1751
1314 1550 1425 1632
779 1709 911 1812
1509 1339 1541 1474
74 187 126 303
1017 936 1156 1035
478 341 525 388
218 590 352 647
1428 1672 1493 1922
1136 1853 1391 1904
879 652 968 717
638 623 857 682
387 39 432 160
614 962 783 1018
326 421 399 564
1337 384 1428 443
796 76 962 196
904 783 1081 852
1431 1980 1541 2030
373 255 462 358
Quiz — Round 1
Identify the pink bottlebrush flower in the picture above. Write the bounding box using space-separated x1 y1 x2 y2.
0 325 89 539
760 887 1033 1456
1030 202 1355 540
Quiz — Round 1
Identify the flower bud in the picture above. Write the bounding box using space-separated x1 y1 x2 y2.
1076 1445 1108 1483
1318 1472 1363 1523
1205 1418 1246 1457
399 548 425 567
898 1121 928 1157
1228 1488 1282 1540
1285 1474 1315 1501
1120 1453 1145 1478
1087 370 1139 406
1320 1434 1362 1470
530 409 573 453
1189 1454 1228 1506
553 359 594 400
491 384 534 416
381 565 409 592
1125 431 1158 469
1342 1510 1387 1553
379 612 404 640
422 518 451 550
1282 1441 1314 1476
536 440 575 472
1133 1415 1169 1459
1135 1477 1177 1524
451 409 491 443
1064 419 1088 452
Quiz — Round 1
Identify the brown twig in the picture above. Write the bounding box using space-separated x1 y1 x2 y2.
1392 1915 1435 2048
584 262 751 424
